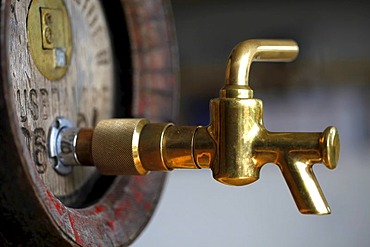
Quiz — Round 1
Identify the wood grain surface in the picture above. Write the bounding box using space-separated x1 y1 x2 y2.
8 0 114 202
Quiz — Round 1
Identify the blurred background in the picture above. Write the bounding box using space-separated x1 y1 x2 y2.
134 1 370 246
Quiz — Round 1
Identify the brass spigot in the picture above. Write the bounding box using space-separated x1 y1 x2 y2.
49 39 340 215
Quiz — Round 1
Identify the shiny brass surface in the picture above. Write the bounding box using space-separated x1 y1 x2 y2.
163 126 199 169
27 0 72 80
222 39 298 98
139 123 173 171
73 39 339 215
193 127 217 169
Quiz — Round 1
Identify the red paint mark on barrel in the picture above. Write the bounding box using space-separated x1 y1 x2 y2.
108 220 114 229
68 214 83 244
95 205 104 213
144 202 151 211
46 189 63 215
133 190 143 202
114 206 124 218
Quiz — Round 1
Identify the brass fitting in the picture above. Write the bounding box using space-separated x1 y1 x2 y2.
54 39 340 215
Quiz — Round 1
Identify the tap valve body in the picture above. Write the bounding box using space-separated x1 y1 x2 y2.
49 39 340 215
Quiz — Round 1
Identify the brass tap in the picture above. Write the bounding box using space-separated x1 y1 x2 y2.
50 39 340 215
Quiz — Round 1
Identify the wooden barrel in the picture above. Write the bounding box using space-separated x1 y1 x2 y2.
0 0 178 245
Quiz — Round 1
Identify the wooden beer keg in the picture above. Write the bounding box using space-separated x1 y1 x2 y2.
0 0 178 245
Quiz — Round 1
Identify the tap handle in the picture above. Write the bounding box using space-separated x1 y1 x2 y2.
321 126 340 170
225 39 299 87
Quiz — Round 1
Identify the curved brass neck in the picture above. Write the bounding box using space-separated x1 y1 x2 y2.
223 39 299 98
